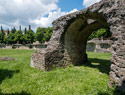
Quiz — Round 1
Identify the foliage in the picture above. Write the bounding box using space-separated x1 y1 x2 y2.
0 32 4 43
44 27 53 41
0 26 4 43
0 26 53 44
36 27 53 43
24 30 35 44
35 27 44 43
0 49 119 95
4 33 15 44
11 27 16 34
88 28 112 40
14 30 23 44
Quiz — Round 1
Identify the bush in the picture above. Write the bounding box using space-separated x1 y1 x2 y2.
88 28 112 40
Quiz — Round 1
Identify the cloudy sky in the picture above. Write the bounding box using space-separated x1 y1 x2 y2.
0 0 101 31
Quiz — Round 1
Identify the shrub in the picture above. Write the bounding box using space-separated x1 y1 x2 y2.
88 28 112 40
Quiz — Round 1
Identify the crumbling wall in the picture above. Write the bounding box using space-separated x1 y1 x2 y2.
87 38 113 53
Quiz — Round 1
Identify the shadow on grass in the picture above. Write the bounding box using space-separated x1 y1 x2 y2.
77 58 111 75
0 90 31 95
0 69 19 84
80 58 125 95
0 69 31 95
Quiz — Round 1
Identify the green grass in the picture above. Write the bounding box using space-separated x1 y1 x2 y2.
0 49 118 95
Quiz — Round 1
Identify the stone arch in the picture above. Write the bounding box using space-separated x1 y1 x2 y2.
31 0 125 91
62 12 109 65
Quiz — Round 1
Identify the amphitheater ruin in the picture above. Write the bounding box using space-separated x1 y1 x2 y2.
31 0 125 91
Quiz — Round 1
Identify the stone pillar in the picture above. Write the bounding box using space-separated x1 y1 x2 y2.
109 24 125 91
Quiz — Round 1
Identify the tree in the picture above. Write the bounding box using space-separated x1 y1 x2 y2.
11 27 16 34
24 30 35 44
35 27 53 43
4 32 15 44
14 30 23 44
35 27 44 43
0 25 5 43
1 25 4 33
88 28 112 40
0 32 4 43
29 25 31 30
22 25 35 44
7 29 10 35
19 25 22 31
24 28 27 34
44 27 53 41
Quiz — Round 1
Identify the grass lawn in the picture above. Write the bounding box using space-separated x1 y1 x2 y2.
0 49 120 95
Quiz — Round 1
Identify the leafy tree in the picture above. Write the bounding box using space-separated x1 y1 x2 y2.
88 28 112 40
0 25 5 43
14 30 23 44
1 26 53 44
44 27 53 41
24 30 35 44
35 27 44 43
0 32 4 43
22 25 35 44
4 33 15 44
35 27 53 43
11 27 16 34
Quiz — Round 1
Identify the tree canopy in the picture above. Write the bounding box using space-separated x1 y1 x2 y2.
36 27 53 43
88 28 112 40
0 26 53 44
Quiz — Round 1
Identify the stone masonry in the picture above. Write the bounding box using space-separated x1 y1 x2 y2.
87 38 113 53
31 0 125 92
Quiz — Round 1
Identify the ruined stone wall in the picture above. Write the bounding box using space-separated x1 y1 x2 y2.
87 38 113 53
31 0 125 92
0 44 46 49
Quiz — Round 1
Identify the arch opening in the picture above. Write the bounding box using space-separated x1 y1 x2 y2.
64 13 110 66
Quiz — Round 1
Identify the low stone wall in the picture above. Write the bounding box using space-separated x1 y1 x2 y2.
0 41 112 52
86 39 113 53
0 44 47 49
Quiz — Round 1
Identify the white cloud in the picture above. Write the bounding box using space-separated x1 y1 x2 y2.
0 0 78 31
32 8 66 27
83 0 101 7
0 0 58 30
69 8 78 13
32 8 78 28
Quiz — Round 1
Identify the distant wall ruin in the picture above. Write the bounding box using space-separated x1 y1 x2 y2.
0 44 47 49
87 38 113 53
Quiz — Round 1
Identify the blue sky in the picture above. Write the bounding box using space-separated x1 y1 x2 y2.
0 0 101 31
58 0 85 12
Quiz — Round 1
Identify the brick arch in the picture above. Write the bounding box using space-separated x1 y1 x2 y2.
31 0 125 91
